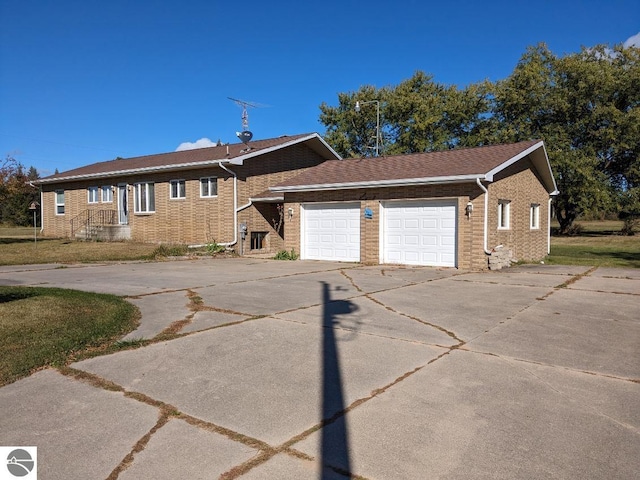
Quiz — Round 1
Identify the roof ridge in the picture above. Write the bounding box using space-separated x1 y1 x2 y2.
99 132 314 163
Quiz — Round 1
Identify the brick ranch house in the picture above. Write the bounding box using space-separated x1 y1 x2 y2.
35 133 341 252
36 134 557 270
271 139 558 270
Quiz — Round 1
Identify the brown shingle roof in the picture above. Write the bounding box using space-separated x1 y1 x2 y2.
272 140 544 190
37 133 321 183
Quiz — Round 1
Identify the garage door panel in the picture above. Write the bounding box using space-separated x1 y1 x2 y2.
404 219 419 229
303 204 360 262
404 235 419 245
383 200 457 267
422 236 437 246
422 219 437 229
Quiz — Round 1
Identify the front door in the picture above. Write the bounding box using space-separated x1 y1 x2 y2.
118 184 129 225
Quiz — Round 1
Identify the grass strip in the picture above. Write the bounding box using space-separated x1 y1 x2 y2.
0 286 139 385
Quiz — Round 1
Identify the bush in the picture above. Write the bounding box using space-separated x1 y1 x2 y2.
151 244 188 258
273 248 299 260
206 241 226 254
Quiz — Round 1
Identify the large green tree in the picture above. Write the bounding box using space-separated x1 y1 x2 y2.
319 43 640 233
318 71 493 158
493 43 639 232
0 156 40 226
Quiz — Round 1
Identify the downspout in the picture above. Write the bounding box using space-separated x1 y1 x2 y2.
189 162 253 249
40 190 44 233
476 178 491 255
217 162 238 247
548 197 553 254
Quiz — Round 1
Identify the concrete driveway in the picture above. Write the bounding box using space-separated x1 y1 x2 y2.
0 259 638 479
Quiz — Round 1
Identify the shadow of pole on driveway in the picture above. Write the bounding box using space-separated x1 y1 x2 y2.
320 281 359 479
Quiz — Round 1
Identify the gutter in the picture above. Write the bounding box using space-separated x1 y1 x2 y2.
476 178 491 255
270 174 483 193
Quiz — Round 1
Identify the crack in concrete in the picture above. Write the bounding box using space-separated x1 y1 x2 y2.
45 265 635 478
106 413 171 479
365 293 464 346
56 367 280 479
340 269 363 293
496 354 640 434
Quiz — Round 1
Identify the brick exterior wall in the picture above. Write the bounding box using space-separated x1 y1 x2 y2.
486 157 550 262
283 183 487 270
40 143 327 253
282 156 550 270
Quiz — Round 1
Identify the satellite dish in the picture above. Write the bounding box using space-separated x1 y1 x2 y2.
236 130 253 144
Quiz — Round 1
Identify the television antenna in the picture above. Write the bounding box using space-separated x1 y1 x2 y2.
227 97 268 145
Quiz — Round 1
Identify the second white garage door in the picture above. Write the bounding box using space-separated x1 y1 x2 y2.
382 200 457 267
302 203 360 262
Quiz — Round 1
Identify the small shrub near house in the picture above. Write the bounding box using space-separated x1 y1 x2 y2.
274 249 299 260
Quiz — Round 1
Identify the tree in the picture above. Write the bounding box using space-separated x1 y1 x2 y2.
318 43 639 233
493 43 639 232
319 72 493 157
0 156 40 226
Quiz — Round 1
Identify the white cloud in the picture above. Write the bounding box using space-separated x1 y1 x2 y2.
623 32 640 48
175 137 218 151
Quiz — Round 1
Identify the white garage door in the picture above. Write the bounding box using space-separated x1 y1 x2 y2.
302 203 360 262
382 200 457 267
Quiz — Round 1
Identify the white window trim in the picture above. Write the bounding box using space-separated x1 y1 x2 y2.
134 182 155 214
530 203 540 230
200 177 218 198
498 200 511 230
170 179 186 200
55 190 65 215
101 186 113 203
87 186 99 204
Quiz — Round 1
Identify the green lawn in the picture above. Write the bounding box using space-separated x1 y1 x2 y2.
0 286 139 386
547 220 640 268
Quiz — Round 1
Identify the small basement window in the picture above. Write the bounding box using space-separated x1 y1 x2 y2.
251 231 268 250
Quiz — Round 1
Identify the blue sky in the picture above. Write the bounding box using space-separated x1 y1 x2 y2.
1 0 638 177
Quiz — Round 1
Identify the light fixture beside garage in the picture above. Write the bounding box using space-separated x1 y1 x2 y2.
288 207 294 220
466 201 474 217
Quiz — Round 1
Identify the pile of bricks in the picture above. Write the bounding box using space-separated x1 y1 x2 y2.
488 246 513 270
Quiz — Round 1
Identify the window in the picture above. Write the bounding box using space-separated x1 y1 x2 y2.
101 186 113 203
87 186 99 204
55 190 65 215
200 177 218 198
134 182 155 213
498 200 511 229
170 179 186 199
251 231 268 250
530 204 540 229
